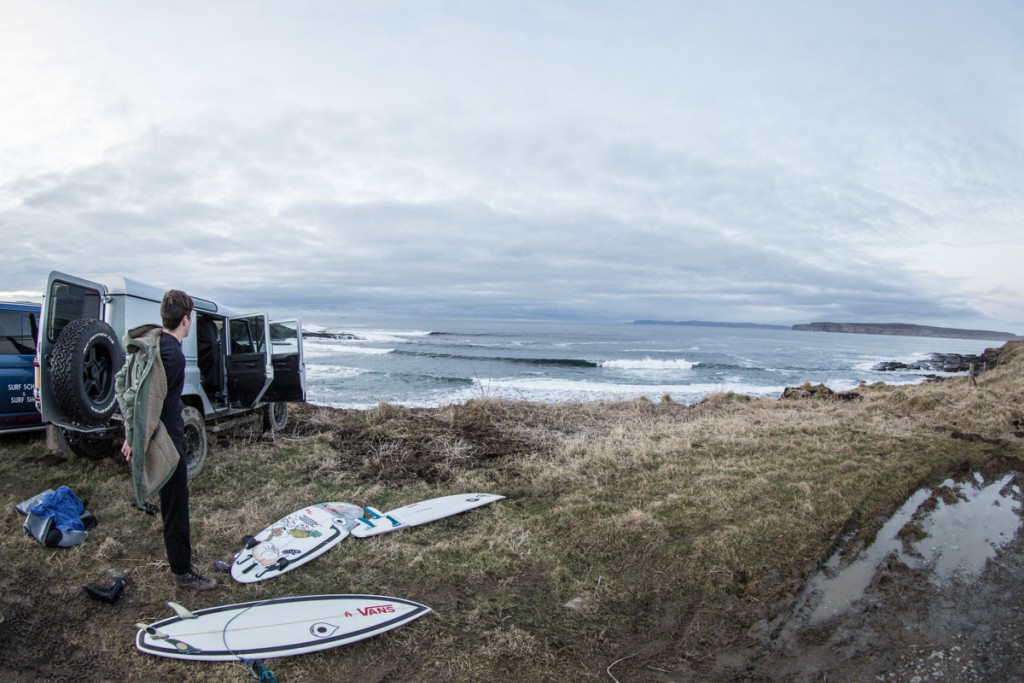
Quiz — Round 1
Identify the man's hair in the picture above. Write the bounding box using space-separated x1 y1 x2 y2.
161 289 194 330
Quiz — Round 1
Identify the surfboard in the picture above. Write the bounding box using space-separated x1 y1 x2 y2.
231 502 363 583
351 493 505 538
135 594 431 661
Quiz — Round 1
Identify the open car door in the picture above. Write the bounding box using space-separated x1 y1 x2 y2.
263 319 305 402
226 313 272 408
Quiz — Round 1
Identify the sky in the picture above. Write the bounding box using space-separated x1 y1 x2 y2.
1 1 1022 332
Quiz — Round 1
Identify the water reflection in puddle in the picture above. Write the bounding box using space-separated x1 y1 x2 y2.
802 472 1022 624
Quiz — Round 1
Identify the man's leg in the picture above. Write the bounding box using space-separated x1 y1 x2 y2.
160 454 216 590
159 455 192 574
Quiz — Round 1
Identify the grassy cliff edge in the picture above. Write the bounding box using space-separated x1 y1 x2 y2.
1 342 1022 681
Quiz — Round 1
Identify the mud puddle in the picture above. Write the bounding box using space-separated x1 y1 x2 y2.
803 471 1022 624
735 469 1024 683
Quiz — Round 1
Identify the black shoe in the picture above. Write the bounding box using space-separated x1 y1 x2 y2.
172 567 217 591
83 578 126 603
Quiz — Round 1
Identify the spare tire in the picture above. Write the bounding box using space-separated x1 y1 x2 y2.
51 318 124 426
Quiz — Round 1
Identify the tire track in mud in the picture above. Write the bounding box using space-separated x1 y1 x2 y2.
725 468 1024 683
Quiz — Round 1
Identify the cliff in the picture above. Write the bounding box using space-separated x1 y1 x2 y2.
792 322 1019 341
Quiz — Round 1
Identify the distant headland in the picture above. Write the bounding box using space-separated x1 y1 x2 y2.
791 322 1020 341
632 319 1019 341
632 320 790 330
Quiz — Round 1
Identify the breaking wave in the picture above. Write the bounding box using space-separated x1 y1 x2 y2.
600 358 697 370
391 350 599 368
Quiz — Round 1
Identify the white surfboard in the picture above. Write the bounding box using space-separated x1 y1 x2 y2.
135 594 431 661
231 502 363 583
351 493 505 538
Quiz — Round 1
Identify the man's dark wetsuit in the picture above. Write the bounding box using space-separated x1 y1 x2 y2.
159 331 192 574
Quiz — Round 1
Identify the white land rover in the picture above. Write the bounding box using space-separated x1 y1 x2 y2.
35 271 305 478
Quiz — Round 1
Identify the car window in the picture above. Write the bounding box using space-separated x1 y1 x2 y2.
270 321 299 356
47 281 101 342
229 317 266 355
0 310 37 355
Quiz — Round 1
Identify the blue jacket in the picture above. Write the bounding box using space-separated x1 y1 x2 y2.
29 485 85 531
24 485 91 547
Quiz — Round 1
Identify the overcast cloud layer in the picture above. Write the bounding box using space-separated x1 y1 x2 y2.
2 1 1022 331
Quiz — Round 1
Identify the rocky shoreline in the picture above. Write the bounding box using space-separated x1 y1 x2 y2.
871 348 1004 374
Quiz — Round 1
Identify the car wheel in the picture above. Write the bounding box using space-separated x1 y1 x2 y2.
262 401 288 432
50 318 124 426
182 405 208 480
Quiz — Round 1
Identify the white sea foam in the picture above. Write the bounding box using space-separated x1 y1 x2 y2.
469 377 785 404
851 349 944 372
824 378 868 392
303 342 394 357
305 364 369 380
308 325 432 344
350 328 432 343
600 358 697 371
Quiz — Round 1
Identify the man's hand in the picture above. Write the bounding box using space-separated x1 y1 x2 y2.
121 441 132 463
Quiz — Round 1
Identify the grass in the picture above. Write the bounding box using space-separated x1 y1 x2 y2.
1 341 1022 681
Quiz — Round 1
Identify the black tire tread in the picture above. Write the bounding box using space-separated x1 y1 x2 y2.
50 318 123 426
182 405 208 480
262 402 289 432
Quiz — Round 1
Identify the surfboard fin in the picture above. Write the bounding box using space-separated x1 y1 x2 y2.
356 518 375 528
167 601 196 620
385 515 401 527
364 506 384 519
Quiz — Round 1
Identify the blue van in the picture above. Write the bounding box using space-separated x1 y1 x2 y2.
0 301 44 433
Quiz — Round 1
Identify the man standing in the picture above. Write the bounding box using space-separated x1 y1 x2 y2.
117 289 216 591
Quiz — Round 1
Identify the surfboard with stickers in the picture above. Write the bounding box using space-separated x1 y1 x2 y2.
230 502 363 583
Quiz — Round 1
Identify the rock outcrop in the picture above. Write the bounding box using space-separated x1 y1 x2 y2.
781 383 862 401
871 348 1004 374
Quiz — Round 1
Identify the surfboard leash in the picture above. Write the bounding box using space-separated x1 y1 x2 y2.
220 601 279 683
242 658 278 683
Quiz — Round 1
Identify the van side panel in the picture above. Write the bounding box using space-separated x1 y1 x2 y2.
1 304 44 432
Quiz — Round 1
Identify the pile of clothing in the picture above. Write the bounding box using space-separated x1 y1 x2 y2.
17 485 97 548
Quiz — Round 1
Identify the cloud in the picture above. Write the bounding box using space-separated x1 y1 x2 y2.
1 1 1022 331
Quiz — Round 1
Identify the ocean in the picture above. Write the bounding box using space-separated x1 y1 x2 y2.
299 319 1001 410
